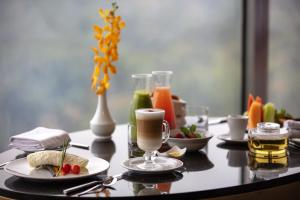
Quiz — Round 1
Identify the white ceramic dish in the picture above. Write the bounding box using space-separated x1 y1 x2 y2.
167 133 213 151
217 133 248 144
4 157 109 181
122 157 183 174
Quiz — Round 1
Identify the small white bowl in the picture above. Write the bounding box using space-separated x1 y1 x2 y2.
167 133 213 151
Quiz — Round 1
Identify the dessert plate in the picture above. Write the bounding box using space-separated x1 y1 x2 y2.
122 157 183 174
217 133 248 144
4 157 109 181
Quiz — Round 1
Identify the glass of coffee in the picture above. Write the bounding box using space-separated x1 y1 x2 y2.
135 108 170 170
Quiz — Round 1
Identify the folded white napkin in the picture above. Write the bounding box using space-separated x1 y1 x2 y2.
9 127 71 152
289 129 300 138
286 120 300 138
287 120 300 130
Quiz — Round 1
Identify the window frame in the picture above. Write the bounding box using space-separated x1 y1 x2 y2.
241 0 269 112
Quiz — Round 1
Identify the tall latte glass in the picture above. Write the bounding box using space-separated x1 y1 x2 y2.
135 108 170 170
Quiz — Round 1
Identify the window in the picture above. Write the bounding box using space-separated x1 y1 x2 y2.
268 0 300 117
0 0 241 151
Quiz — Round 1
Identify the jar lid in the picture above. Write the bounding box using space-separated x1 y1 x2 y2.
257 122 280 134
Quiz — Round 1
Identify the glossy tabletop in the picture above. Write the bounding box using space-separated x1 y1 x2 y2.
0 122 300 199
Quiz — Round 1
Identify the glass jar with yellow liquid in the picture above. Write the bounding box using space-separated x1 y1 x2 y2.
248 122 288 158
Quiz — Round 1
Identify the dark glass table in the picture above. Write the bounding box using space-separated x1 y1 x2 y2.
0 123 300 199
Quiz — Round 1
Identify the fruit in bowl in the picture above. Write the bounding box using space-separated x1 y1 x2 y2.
168 125 213 151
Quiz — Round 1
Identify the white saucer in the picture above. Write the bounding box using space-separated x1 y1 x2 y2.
217 133 248 144
122 157 183 174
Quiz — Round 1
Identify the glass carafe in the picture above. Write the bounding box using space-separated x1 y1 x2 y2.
152 71 176 130
128 74 153 150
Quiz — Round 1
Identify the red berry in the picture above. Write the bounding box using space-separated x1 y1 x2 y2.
62 164 71 174
175 133 184 138
71 165 80 174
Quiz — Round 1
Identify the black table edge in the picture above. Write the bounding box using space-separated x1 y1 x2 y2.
0 172 299 199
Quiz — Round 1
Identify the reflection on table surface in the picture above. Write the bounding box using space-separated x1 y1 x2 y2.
248 155 288 181
217 142 248 167
0 123 300 199
124 171 183 196
181 150 214 171
91 138 116 162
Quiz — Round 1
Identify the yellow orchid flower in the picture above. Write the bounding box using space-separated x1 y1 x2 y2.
91 2 125 95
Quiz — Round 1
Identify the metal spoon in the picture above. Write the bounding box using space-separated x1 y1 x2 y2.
63 173 123 195
75 174 121 197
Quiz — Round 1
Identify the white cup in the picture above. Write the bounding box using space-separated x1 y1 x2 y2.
227 115 248 140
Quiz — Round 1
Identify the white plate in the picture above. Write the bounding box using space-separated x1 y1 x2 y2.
4 157 109 181
122 157 183 174
217 133 248 144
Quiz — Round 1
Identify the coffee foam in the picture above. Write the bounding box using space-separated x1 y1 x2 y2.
135 109 165 120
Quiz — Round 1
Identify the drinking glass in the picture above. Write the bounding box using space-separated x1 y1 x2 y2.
135 108 170 170
128 124 144 158
152 71 177 130
128 74 153 155
186 106 209 131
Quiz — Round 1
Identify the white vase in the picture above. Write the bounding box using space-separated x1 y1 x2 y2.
90 91 115 140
